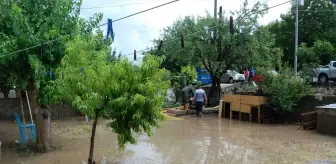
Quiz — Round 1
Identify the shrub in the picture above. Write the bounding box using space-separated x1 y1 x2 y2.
259 66 313 112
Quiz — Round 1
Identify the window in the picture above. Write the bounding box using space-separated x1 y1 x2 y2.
332 62 336 67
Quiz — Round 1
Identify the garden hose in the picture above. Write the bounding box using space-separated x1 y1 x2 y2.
160 110 182 120
204 106 219 110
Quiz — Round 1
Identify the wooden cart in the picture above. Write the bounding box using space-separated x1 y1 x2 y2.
218 94 267 124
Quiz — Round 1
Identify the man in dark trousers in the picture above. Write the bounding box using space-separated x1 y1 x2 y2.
193 83 207 117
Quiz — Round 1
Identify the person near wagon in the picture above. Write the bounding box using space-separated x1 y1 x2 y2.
193 83 207 117
243 68 249 82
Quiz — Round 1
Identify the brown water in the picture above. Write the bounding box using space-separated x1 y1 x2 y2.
1 116 336 164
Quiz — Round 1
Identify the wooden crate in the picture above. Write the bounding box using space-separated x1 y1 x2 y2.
223 94 240 103
231 103 241 112
222 94 268 121
240 104 251 113
240 95 266 106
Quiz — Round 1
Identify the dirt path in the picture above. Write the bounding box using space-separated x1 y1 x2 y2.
1 116 336 164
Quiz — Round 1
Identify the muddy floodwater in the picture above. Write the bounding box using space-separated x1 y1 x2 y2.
1 116 336 164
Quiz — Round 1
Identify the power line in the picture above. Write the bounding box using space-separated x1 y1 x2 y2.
0 23 106 58
0 0 181 58
291 10 336 12
237 0 291 22
103 0 180 25
125 0 292 57
80 0 162 10
115 28 163 37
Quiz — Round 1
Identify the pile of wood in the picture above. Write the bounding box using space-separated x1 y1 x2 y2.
300 111 317 130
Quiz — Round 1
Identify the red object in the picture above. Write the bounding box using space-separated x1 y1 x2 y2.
251 73 264 82
249 69 264 82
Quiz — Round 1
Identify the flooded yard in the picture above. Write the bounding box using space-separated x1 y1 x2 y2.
1 116 336 164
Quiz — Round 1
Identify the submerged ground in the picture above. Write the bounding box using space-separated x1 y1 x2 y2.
1 116 336 164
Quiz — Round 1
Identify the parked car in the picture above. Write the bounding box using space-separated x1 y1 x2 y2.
313 61 336 83
220 70 245 83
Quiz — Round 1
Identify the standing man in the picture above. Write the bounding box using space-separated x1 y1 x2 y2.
249 66 255 82
193 83 207 117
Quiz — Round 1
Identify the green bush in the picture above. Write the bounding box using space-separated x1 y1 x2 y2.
259 66 313 112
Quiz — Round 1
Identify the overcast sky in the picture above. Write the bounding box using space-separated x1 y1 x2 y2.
80 0 291 60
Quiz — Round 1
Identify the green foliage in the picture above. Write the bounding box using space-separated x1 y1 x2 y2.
259 66 313 112
298 40 336 65
0 0 104 104
54 34 170 148
268 0 336 66
249 26 283 69
152 0 282 89
181 65 197 83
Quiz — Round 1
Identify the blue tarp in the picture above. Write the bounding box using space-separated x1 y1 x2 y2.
196 68 212 85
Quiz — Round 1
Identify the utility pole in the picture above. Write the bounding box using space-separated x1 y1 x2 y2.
214 0 217 20
212 0 218 43
294 0 304 75
294 1 299 75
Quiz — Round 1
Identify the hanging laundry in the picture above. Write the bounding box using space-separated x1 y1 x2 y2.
180 34 185 48
80 66 87 80
158 40 163 51
229 16 234 35
40 42 44 59
46 71 53 78
106 19 115 41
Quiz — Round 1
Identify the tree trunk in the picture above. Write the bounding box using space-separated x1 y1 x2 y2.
215 78 221 98
209 76 221 106
209 78 217 98
88 111 99 164
41 107 51 151
27 81 52 152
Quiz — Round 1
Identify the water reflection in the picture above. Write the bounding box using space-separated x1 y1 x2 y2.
1 116 336 164
220 141 255 163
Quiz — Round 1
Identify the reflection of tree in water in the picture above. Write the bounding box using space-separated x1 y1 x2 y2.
219 141 256 163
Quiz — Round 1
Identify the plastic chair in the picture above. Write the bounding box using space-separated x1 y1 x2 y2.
13 113 36 144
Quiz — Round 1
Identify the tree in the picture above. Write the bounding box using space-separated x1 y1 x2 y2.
298 40 336 65
0 0 104 150
53 33 170 164
152 0 282 100
268 0 336 66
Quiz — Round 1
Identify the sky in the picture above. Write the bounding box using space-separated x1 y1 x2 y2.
80 0 292 60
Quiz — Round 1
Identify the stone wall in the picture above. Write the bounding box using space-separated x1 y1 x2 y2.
0 97 80 120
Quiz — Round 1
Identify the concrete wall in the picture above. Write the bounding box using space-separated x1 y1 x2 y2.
0 96 80 120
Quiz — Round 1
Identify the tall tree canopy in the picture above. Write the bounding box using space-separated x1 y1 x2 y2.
53 33 170 164
0 0 106 150
268 0 336 67
152 0 282 97
298 40 336 65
